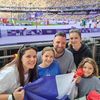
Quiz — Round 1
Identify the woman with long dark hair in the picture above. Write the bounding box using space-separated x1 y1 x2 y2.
0 45 38 100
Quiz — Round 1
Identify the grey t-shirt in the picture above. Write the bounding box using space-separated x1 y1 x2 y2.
77 76 100 97
37 49 75 74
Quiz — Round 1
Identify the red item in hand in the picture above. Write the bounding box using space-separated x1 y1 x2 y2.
87 90 100 100
74 68 84 78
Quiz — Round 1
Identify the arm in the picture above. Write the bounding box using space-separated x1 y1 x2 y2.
95 78 100 92
13 87 24 100
0 94 9 100
87 46 93 58
0 87 24 100
0 69 11 100
0 67 13 94
68 52 76 73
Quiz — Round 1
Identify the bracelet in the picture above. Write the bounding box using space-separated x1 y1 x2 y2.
11 93 15 100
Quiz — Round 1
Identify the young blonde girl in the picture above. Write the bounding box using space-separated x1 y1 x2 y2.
37 47 61 78
76 57 100 98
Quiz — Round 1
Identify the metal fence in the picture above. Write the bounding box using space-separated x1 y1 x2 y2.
0 39 100 75
87 38 100 74
95 44 100 73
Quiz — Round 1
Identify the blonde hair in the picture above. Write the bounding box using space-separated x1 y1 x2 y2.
78 57 99 76
42 47 55 56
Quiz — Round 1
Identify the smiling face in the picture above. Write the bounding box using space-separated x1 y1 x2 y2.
83 62 94 77
42 50 54 67
21 49 37 73
69 32 82 48
53 36 66 54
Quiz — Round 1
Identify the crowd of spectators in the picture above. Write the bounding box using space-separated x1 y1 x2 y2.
0 14 99 29
0 0 99 17
0 0 99 7
0 0 99 27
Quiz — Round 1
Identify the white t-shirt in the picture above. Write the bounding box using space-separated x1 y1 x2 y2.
0 64 20 93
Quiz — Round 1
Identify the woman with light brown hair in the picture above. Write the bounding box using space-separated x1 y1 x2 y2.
76 57 100 98
68 29 92 67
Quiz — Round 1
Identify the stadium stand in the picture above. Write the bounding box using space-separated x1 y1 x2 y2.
0 0 100 74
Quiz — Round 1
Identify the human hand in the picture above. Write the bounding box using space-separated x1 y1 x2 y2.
73 67 84 83
13 87 24 100
74 67 84 78
74 76 81 83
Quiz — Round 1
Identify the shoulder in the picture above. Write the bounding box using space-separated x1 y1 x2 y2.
92 76 100 90
92 76 100 82
37 65 43 70
82 43 91 51
65 49 73 55
52 60 59 64
0 64 17 72
51 60 61 70
64 49 74 58
81 76 100 83
0 64 19 93
0 64 18 78
52 60 60 67
67 45 73 50
81 44 92 55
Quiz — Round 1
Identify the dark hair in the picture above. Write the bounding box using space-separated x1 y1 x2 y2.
17 44 38 86
69 29 81 38
55 31 66 38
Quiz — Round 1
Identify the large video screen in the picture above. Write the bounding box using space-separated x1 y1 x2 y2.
0 25 100 46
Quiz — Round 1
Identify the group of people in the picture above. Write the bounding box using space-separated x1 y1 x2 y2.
0 29 100 100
